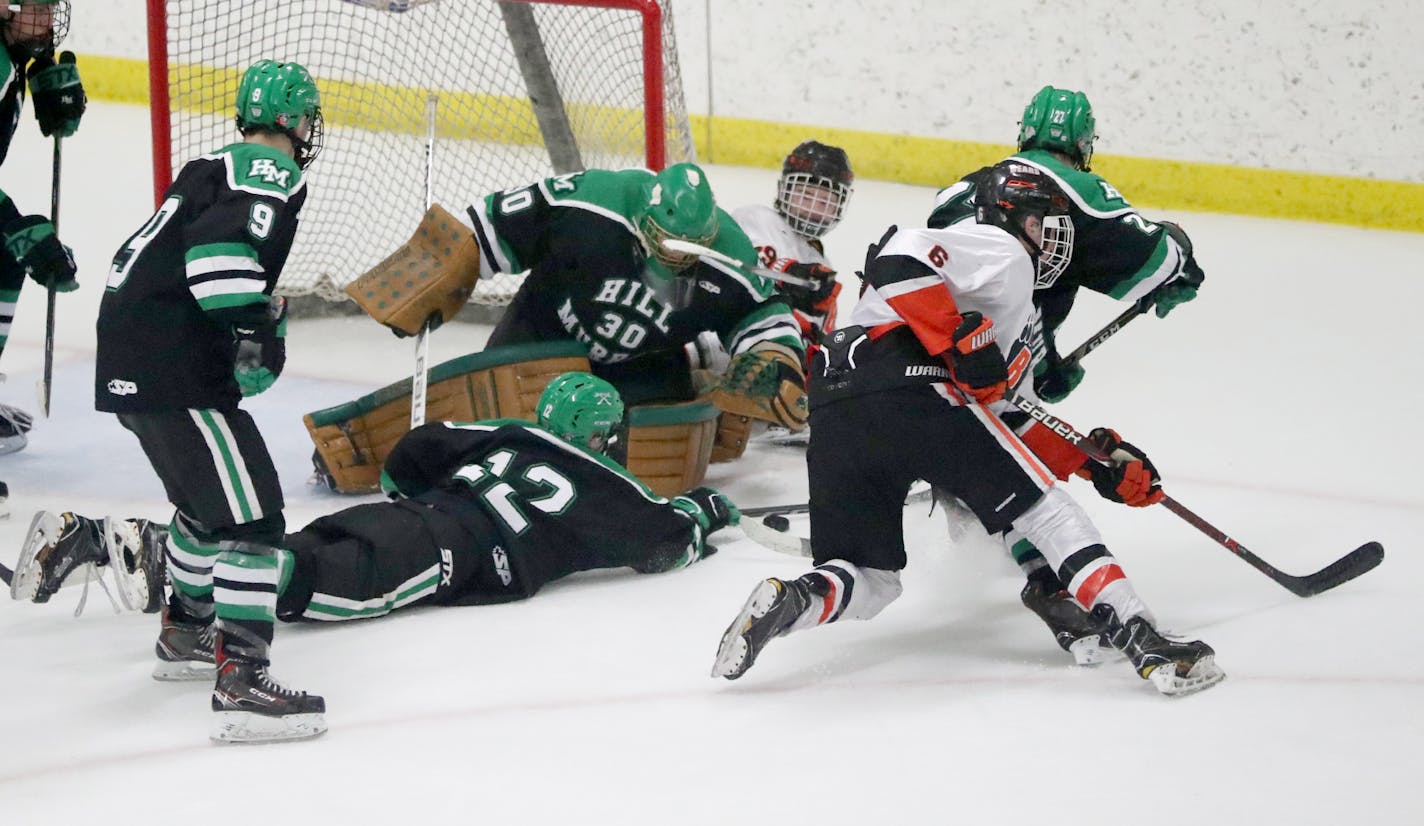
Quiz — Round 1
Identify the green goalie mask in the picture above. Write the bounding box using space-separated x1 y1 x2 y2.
640 163 718 270
235 59 325 169
1017 85 1096 171
537 372 625 454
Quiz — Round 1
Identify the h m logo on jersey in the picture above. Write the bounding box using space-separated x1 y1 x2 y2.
248 158 291 187
491 545 512 586
107 379 138 396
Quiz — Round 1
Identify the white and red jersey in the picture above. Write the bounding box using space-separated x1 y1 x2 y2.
835 222 1044 411
732 203 840 341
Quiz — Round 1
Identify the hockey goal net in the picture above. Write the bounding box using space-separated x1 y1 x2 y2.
146 0 695 306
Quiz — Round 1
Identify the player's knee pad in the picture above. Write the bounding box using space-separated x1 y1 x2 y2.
795 559 903 630
1008 486 1106 570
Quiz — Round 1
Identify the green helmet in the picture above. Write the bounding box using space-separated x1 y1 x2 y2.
640 162 718 271
536 372 625 454
1017 85 1096 171
234 59 324 168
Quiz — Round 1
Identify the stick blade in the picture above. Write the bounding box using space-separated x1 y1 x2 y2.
1293 541 1384 597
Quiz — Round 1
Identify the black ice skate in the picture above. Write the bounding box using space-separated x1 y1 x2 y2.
210 657 327 743
712 577 812 680
10 511 109 606
153 602 217 682
103 517 168 614
1020 581 1120 666
1092 604 1225 697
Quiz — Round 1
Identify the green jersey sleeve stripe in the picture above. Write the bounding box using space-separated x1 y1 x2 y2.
186 242 258 263
197 291 270 312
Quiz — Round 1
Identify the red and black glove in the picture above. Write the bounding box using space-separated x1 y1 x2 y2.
770 259 837 314
943 311 1007 404
1075 428 1165 507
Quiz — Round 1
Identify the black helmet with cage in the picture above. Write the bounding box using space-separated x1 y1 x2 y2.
974 161 1074 288
775 140 853 239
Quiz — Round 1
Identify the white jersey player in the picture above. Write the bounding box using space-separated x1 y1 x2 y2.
731 140 853 349
712 161 1225 698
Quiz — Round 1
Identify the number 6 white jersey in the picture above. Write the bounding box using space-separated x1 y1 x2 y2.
839 221 1045 409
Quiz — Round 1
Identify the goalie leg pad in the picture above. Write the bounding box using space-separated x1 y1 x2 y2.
623 401 720 497
306 342 590 493
709 412 752 463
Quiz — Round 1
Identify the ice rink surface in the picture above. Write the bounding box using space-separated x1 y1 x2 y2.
1 103 1420 825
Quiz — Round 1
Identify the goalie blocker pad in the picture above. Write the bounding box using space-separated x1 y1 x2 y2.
305 342 591 493
344 204 481 336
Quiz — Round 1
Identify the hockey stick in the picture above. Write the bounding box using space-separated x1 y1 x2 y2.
0 559 12 587
739 482 936 558
1058 296 1152 371
659 239 820 289
1003 394 1384 597
409 96 438 430
37 135 61 417
741 480 934 519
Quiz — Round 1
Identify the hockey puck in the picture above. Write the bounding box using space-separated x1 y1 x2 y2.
763 514 790 532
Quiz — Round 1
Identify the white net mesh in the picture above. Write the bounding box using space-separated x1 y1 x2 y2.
154 0 694 305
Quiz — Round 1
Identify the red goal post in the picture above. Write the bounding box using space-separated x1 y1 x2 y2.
146 0 696 306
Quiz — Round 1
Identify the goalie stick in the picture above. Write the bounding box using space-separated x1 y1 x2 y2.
409 96 439 430
1003 394 1384 598
659 239 821 289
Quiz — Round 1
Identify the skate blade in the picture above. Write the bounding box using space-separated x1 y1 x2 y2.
210 710 327 744
1068 635 1123 667
711 580 779 680
102 517 147 612
1147 655 1226 697
153 660 217 682
10 511 62 601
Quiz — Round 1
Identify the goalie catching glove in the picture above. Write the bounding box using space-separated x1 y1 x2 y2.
707 346 808 431
1075 428 1165 507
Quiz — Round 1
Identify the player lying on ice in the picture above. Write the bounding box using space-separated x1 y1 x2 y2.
712 162 1225 697
10 373 738 731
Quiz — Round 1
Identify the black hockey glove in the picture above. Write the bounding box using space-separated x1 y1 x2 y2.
674 486 741 534
233 297 287 397
770 260 837 314
3 215 77 291
28 52 87 138
1074 428 1165 508
1148 221 1204 318
944 311 1007 404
